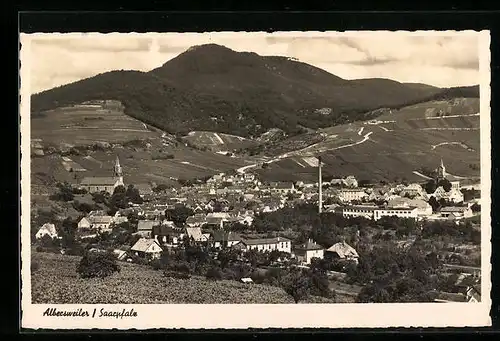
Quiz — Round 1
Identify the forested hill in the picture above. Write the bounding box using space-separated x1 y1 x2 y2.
31 43 479 138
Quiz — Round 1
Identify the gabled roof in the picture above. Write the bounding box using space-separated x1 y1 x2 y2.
295 240 323 251
131 238 162 252
137 220 160 231
242 236 291 246
211 231 241 242
326 241 359 259
38 223 57 235
270 181 294 189
185 227 207 241
90 215 113 224
441 206 470 213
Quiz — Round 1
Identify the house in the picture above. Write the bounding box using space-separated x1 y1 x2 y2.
294 239 324 264
77 215 113 231
373 207 418 221
387 198 432 218
210 231 241 248
239 237 292 254
77 217 92 230
152 224 180 245
338 188 368 203
186 213 207 227
131 238 163 260
135 183 153 197
137 220 161 237
36 223 58 240
325 241 359 263
341 205 378 219
112 246 131 261
433 187 464 203
440 206 473 220
269 182 296 194
343 175 358 188
185 227 209 242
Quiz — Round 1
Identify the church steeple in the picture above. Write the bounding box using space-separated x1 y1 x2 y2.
114 155 123 178
437 158 446 181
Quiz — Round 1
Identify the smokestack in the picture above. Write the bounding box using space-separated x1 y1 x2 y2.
318 156 323 214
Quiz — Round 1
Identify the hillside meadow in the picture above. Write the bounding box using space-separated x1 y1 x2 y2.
31 251 342 304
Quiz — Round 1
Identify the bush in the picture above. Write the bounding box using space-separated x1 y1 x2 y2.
164 271 191 279
76 252 121 279
206 266 223 281
31 261 40 273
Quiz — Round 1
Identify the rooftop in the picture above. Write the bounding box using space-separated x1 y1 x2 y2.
242 236 291 245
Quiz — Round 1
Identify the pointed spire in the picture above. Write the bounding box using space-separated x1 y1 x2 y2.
440 158 444 168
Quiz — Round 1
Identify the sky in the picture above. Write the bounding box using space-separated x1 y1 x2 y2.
26 32 481 94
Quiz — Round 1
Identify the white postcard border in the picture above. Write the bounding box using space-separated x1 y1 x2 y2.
20 30 492 329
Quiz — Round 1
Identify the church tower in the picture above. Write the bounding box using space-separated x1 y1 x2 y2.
114 156 124 185
436 158 446 181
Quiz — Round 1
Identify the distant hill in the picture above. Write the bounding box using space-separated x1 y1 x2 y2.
31 43 479 138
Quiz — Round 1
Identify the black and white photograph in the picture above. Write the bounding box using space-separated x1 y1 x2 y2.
20 31 491 329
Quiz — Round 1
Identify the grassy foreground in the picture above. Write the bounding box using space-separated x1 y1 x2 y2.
31 251 339 304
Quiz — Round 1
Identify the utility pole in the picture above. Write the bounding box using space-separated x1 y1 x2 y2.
318 155 323 214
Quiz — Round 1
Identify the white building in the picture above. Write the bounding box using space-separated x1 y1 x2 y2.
325 241 359 263
294 239 324 264
387 198 433 218
239 237 292 254
341 205 378 219
343 176 358 188
36 223 58 240
338 189 368 202
440 206 473 220
131 238 163 260
373 207 418 221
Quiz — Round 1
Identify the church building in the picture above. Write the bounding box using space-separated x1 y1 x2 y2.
79 156 125 194
435 159 460 190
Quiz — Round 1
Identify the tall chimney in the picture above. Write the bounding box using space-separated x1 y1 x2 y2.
318 156 323 214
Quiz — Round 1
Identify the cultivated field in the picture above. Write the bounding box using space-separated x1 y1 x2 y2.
183 131 258 152
31 105 155 146
254 98 481 183
30 102 250 187
31 251 342 304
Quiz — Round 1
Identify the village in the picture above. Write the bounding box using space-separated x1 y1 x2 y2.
33 154 482 304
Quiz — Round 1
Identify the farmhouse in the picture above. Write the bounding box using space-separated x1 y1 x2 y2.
239 237 292 254
137 220 161 237
325 241 359 263
294 239 324 264
269 182 296 194
131 238 163 260
185 227 209 242
36 223 58 240
210 231 242 249
152 224 180 245
77 215 113 231
439 206 473 220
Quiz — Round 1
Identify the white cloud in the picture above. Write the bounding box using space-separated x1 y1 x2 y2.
27 32 480 94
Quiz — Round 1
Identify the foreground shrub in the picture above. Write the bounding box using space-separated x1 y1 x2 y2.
164 271 191 280
205 267 223 281
76 252 121 279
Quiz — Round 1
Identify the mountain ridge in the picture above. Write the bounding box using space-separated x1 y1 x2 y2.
31 43 479 138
